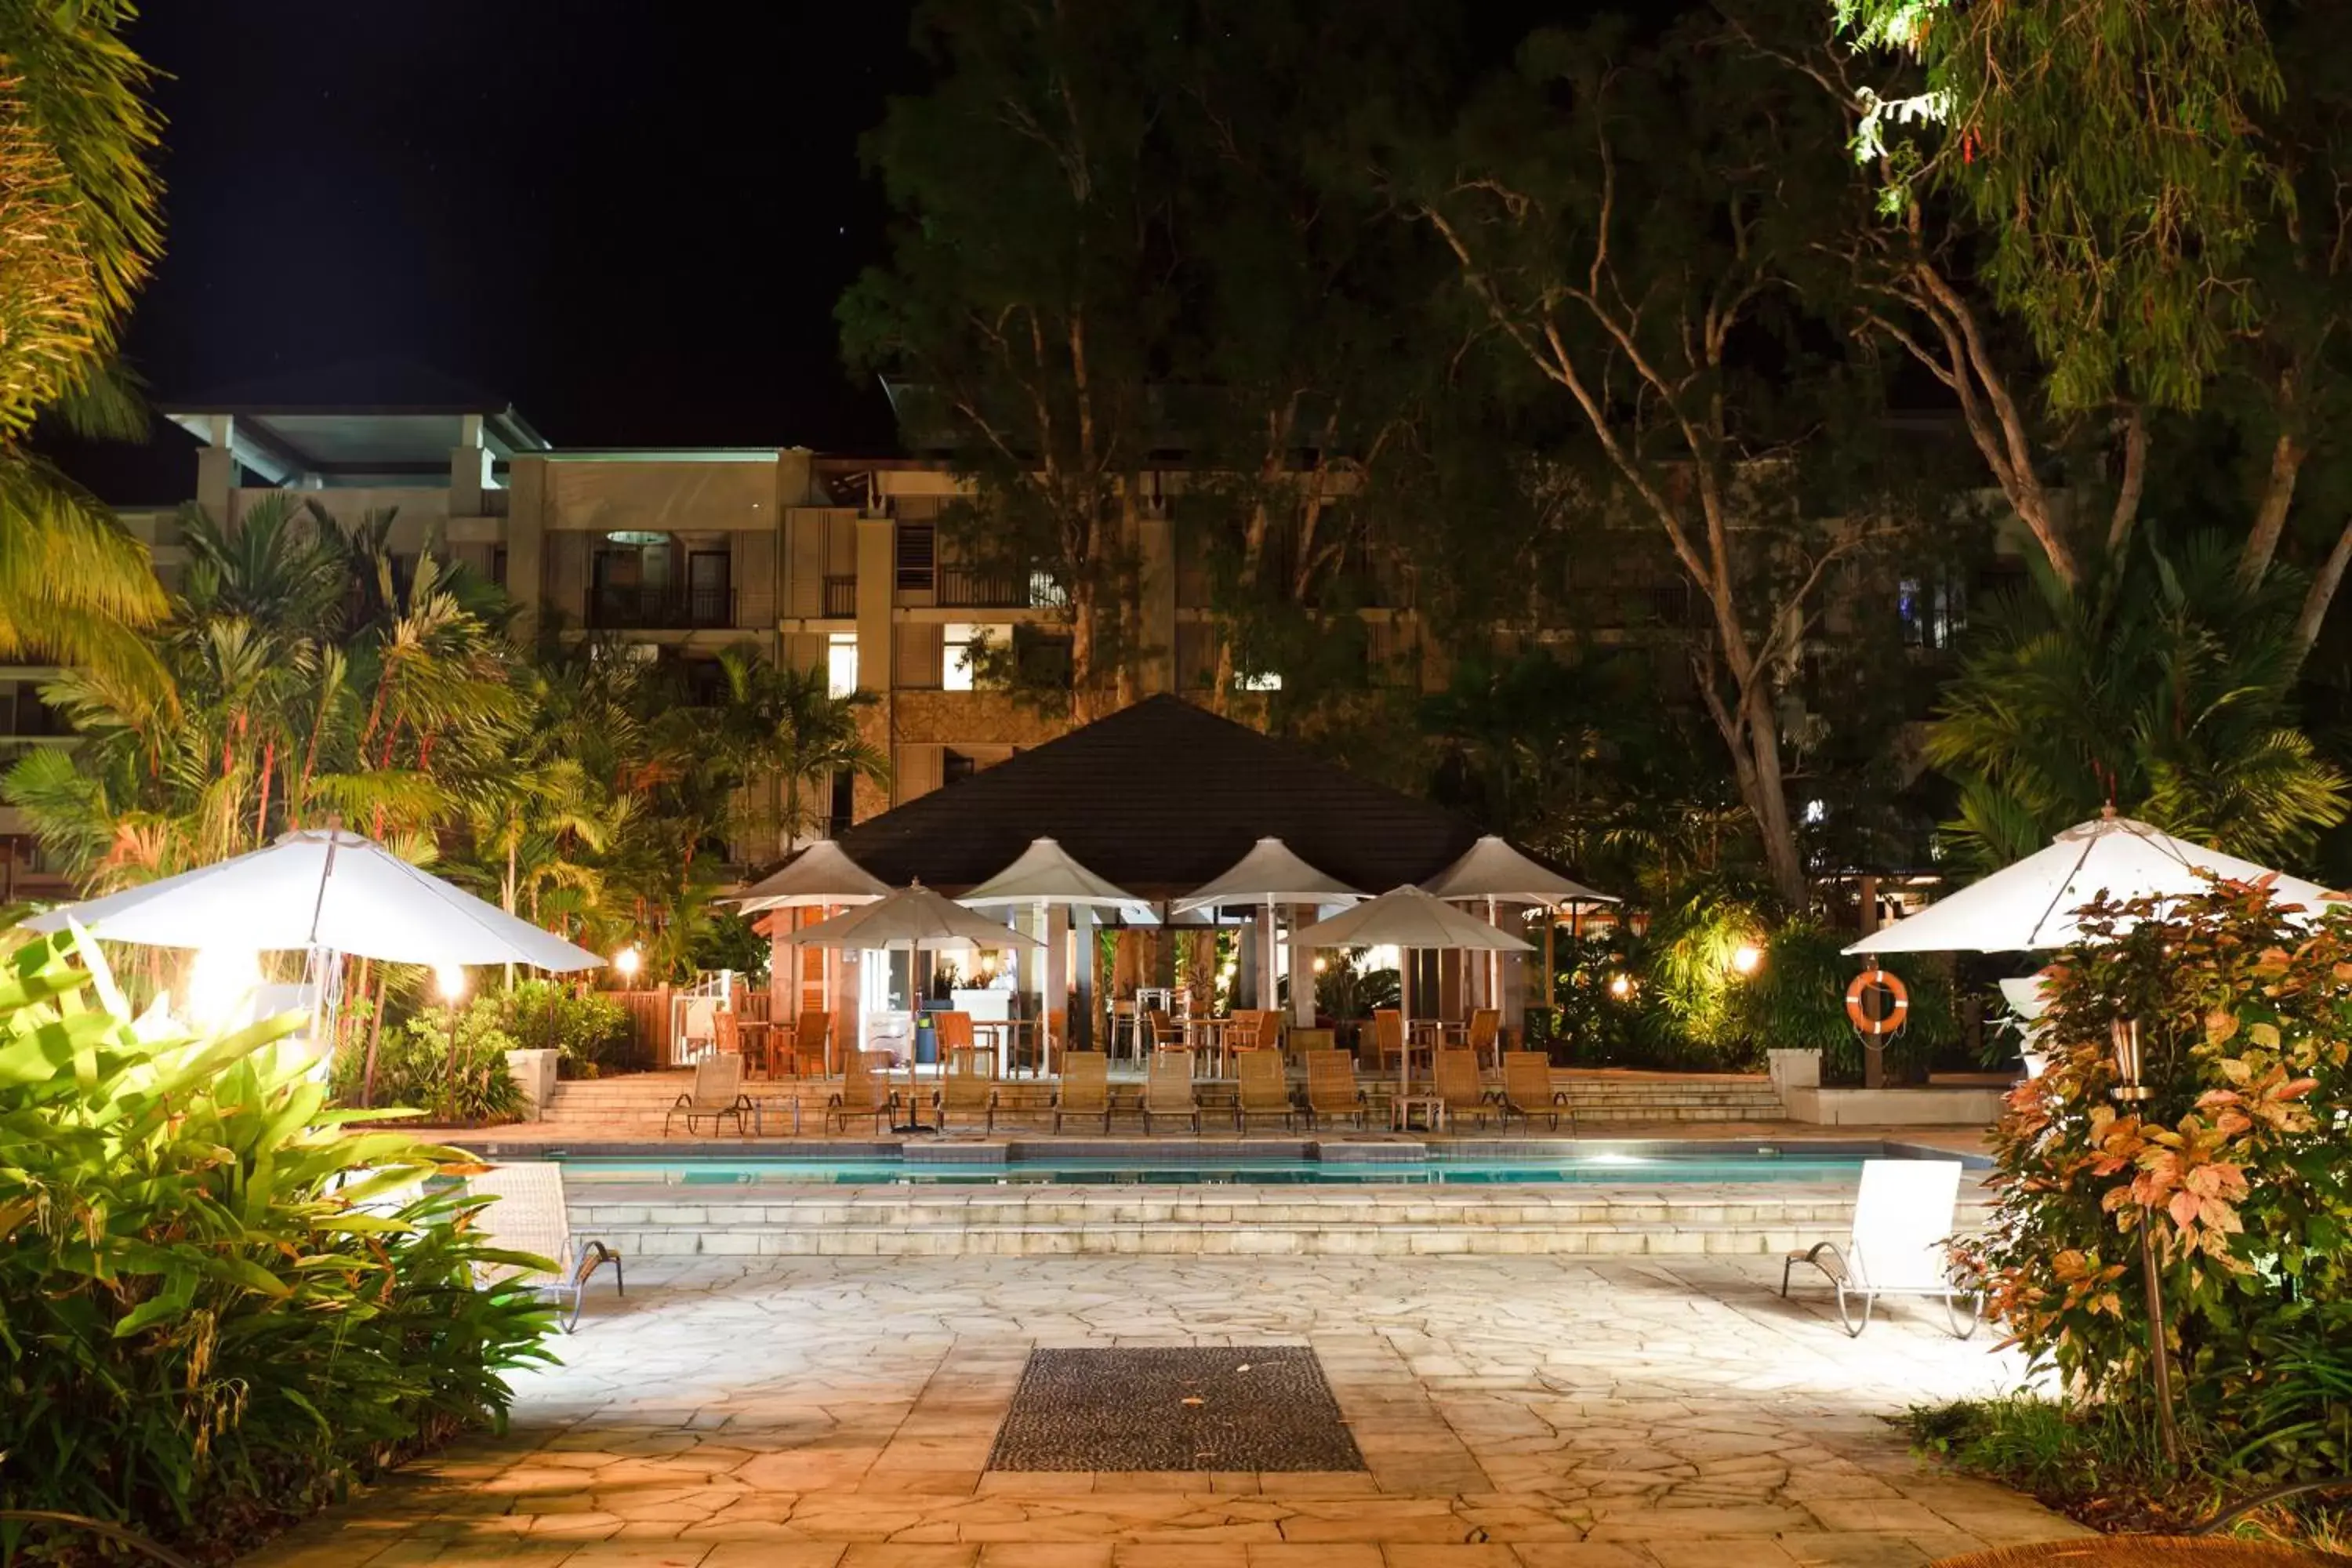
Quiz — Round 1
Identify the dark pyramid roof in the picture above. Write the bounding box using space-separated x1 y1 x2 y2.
830 695 1484 900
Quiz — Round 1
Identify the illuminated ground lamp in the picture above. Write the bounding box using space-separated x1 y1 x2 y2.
437 962 470 1123
613 946 642 985
2110 1017 2181 1466
1730 942 1763 978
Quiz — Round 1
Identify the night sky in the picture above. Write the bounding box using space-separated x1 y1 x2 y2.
65 2 916 501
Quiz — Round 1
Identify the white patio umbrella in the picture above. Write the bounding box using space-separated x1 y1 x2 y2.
1174 837 1363 1022
730 840 893 1052
1846 812 2339 955
1294 885 1533 1092
963 838 1154 1064
1421 834 1617 1011
792 884 1040 1128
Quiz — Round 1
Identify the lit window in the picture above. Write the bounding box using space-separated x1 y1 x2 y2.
1803 799 1826 826
826 632 858 698
1238 669 1282 692
943 623 1004 691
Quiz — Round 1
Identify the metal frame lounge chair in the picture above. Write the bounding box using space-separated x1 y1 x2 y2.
1432 1046 1498 1129
1142 1047 1200 1133
466 1160 623 1333
1053 1051 1112 1132
665 1051 753 1137
1232 1046 1297 1131
827 1048 897 1134
1498 1050 1573 1133
936 1044 1000 1134
1781 1158 1979 1338
1304 1047 1368 1128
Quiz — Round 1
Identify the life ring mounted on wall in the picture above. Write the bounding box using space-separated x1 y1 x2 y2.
1845 966 1910 1036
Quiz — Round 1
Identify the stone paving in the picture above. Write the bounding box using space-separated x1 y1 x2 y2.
241 1254 2087 1568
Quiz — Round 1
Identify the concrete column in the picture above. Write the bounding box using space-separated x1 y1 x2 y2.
505 456 547 641
1254 904 1277 1014
448 412 491 517
1045 903 1069 1065
854 514 896 819
195 414 236 521
1288 904 1316 1026
1073 904 1096 1050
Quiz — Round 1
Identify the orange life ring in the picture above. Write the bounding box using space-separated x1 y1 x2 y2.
1845 967 1910 1036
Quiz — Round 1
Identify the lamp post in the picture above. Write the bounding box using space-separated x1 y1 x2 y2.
437 963 469 1123
614 946 642 985
2111 1017 2181 1467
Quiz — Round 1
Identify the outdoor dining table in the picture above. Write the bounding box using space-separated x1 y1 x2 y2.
970 1017 1035 1077
1183 1016 1234 1075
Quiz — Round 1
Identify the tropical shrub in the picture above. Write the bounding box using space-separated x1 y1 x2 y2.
492 979 633 1079
1970 880 2352 1494
1736 922 1957 1085
331 1004 524 1126
0 930 552 1563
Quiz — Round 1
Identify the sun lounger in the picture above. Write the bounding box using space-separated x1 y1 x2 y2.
1498 1051 1573 1133
1304 1047 1368 1128
1142 1047 1200 1133
1781 1158 1979 1337
664 1051 753 1137
466 1160 623 1332
1432 1046 1497 1128
936 1044 1000 1134
1053 1051 1112 1132
827 1048 897 1133
1232 1047 1297 1131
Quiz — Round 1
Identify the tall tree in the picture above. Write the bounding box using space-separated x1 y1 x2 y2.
698 646 888 859
840 0 1172 717
0 0 166 678
1404 13 1893 905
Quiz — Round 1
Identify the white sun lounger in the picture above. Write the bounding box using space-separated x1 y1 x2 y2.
1780 1157 1979 1338
466 1160 624 1332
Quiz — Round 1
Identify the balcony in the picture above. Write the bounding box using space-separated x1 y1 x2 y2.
586 583 735 630
936 567 1066 610
822 575 858 618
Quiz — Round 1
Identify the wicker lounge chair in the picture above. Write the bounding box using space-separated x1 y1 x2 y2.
936 1044 1000 1134
665 1051 753 1137
466 1160 623 1332
1781 1159 1979 1337
1053 1051 1112 1132
1432 1046 1498 1129
1303 1047 1368 1128
1232 1046 1297 1131
827 1048 897 1133
1142 1047 1200 1133
1498 1050 1573 1133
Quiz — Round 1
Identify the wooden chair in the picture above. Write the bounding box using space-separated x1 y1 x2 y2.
715 1009 748 1076
1053 1051 1112 1133
1432 1046 1498 1128
1145 1008 1186 1051
826 1049 896 1133
934 1010 976 1068
789 1009 832 1079
1304 1047 1368 1128
1232 1047 1297 1131
665 1052 753 1137
1465 1008 1504 1071
1142 1047 1200 1133
1038 1008 1066 1076
1499 1050 1573 1133
1370 1008 1406 1075
936 1045 999 1134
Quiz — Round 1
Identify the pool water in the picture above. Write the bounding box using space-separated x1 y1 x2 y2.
552 1152 1878 1187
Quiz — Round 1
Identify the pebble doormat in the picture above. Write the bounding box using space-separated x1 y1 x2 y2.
985 1345 1367 1472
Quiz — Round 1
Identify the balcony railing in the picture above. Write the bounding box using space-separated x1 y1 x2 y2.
935 567 1067 610
822 575 858 618
586 583 735 630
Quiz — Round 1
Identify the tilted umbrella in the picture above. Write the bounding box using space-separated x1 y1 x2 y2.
791 884 1040 1127
1175 837 1363 1023
1846 811 2339 955
1421 834 1617 1013
1294 886 1533 1093
962 837 1154 1062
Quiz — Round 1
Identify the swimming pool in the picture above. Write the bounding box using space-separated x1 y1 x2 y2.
548 1149 1902 1187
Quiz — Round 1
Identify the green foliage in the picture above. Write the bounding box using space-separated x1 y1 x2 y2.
0 929 552 1561
1929 533 2348 869
1973 880 2352 1499
1736 923 1955 1084
1312 952 1399 1023
330 1004 524 1127
488 980 634 1080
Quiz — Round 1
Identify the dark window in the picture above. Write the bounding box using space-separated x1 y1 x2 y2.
490 546 509 588
895 523 936 590
942 749 978 786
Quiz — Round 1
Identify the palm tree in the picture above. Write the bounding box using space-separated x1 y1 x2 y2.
1929 533 2349 869
701 646 889 858
0 0 167 676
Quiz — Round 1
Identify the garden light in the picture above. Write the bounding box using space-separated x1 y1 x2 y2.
1608 973 1634 1000
2107 1018 2149 1101
1730 943 1762 977
435 963 469 1004
614 946 642 982
185 946 261 1029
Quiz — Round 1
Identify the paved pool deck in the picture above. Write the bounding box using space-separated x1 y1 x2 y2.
240 1254 2083 1568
